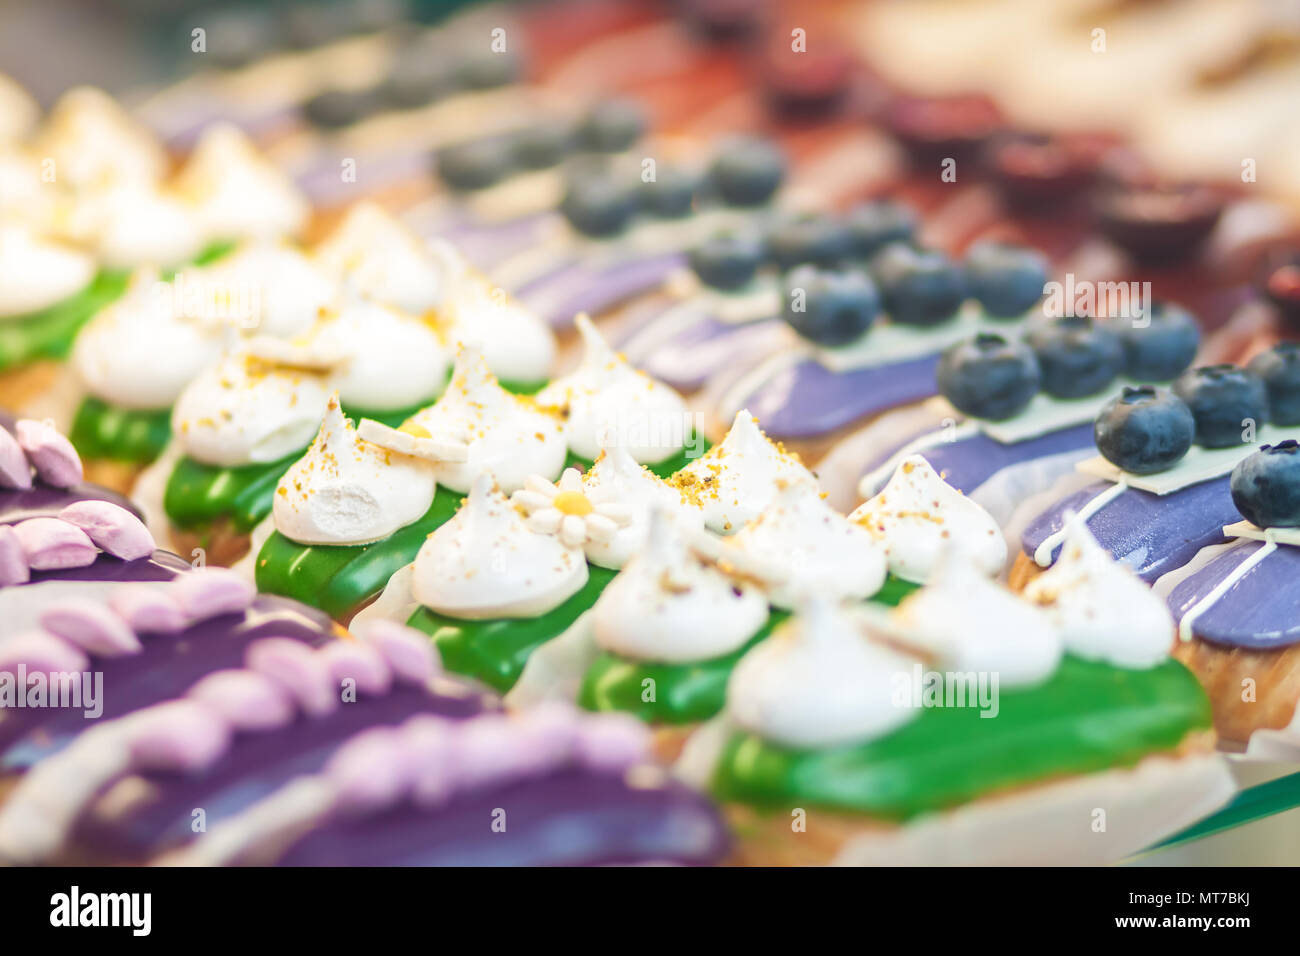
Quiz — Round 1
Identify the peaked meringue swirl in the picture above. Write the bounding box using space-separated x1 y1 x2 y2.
591 509 768 662
437 259 557 387
670 409 815 534
406 347 567 494
36 86 166 191
580 444 704 569
849 455 1006 583
273 395 437 546
0 224 96 319
314 202 444 314
412 472 588 620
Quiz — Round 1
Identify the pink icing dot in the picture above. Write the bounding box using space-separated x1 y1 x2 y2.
245 638 337 718
576 712 651 773
170 568 256 620
0 629 89 676
127 700 232 773
0 525 30 586
108 584 188 634
357 619 440 685
0 425 32 491
511 702 582 774
449 715 535 791
186 669 297 732
14 419 82 488
40 600 142 657
400 715 457 807
320 640 393 696
58 500 155 561
11 517 97 571
325 727 414 814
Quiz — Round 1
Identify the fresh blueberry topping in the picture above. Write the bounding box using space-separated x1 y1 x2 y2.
383 46 461 108
1026 314 1124 399
205 9 277 71
843 200 917 257
575 99 648 153
436 137 515 191
1231 441 1300 528
1093 386 1195 475
639 165 700 218
510 123 573 170
1172 364 1270 448
709 137 786 207
688 231 765 290
559 170 638 238
1112 302 1200 382
870 242 967 327
1249 343 1300 425
456 48 522 90
766 214 851 270
782 265 881 347
963 240 1048 319
302 87 383 129
937 333 1041 421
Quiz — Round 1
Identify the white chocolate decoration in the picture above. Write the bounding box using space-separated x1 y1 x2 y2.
273 396 436 547
672 409 815 534
892 553 1063 688
0 225 96 319
1023 518 1173 669
728 598 921 749
192 241 337 340
591 509 769 663
314 202 444 314
36 87 167 191
175 124 309 242
71 269 225 410
721 480 887 610
849 456 1006 583
412 473 588 620
511 468 633 550
437 262 557 387
171 350 332 467
304 298 451 413
534 315 687 464
406 347 567 494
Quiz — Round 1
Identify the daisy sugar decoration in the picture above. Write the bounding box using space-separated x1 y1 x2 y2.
511 468 633 548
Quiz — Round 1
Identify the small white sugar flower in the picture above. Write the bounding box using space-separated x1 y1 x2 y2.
511 468 633 548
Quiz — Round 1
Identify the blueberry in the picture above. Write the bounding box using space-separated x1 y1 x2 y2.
436 137 515 191
1248 343 1300 425
639 165 699 218
559 171 637 238
937 334 1041 421
1094 386 1195 475
782 265 881 347
963 240 1048 319
1026 314 1124 399
383 46 461 109
575 99 648 153
1172 364 1269 448
689 231 765 290
1231 441 1300 528
510 123 573 170
1114 301 1200 382
302 87 383 130
710 137 786 207
456 48 522 90
870 242 967 327
766 214 851 270
843 200 917 257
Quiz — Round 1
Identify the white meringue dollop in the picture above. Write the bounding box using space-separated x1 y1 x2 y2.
581 444 704 569
171 350 332 466
591 510 769 663
71 183 205 270
0 224 96 319
671 409 816 535
728 599 922 749
1023 519 1173 669
37 87 167 191
535 314 687 464
721 480 888 610
189 241 337 340
437 262 556 386
314 202 444 314
412 472 588 620
849 455 1006 583
71 269 225 410
175 124 309 243
273 395 436 546
892 553 1064 688
407 347 567 494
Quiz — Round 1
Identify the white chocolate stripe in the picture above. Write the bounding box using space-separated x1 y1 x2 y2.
1033 480 1128 568
857 422 980 498
1177 536 1278 643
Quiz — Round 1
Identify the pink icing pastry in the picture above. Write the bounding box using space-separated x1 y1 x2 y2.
186 669 298 732
245 637 338 718
58 500 155 561
0 630 90 675
40 601 142 656
357 619 440 684
107 584 189 634
325 727 414 814
127 700 233 773
11 517 97 570
320 640 393 696
0 425 32 490
576 711 651 773
14 419 82 488
171 567 256 619
0 524 30 586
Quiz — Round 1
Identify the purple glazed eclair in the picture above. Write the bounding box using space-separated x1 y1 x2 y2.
0 620 491 864
156 706 728 866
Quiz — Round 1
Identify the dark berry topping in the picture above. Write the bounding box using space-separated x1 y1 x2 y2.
1172 364 1270 448
1027 315 1124 399
1093 386 1195 475
782 265 881 347
937 334 1041 421
1231 440 1300 528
